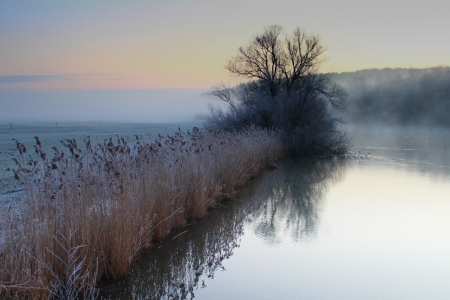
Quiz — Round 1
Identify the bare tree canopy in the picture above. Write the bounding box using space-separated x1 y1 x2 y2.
226 25 329 98
226 25 284 97
207 25 350 157
283 28 325 93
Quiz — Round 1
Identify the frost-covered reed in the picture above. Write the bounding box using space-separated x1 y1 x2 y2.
0 126 284 299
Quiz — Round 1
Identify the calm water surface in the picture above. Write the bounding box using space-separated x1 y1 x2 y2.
99 126 450 300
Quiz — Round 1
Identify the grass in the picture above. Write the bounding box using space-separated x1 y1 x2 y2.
0 126 284 299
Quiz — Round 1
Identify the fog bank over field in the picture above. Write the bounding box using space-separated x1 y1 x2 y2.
0 89 210 123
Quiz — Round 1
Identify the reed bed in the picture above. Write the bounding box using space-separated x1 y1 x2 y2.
0 126 284 299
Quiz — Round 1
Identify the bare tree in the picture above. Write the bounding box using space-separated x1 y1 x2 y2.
283 28 325 95
226 25 284 98
219 25 345 112
225 25 332 97
207 25 350 156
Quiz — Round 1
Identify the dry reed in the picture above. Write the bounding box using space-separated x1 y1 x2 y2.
0 126 284 299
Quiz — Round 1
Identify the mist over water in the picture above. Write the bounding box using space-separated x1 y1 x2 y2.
331 67 450 127
0 89 209 123
1 116 449 299
99 125 450 300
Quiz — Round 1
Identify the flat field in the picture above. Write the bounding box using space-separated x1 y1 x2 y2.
0 122 201 193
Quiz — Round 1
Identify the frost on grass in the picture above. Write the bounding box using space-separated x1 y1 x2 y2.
0 126 284 299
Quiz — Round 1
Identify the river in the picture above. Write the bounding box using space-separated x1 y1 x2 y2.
99 125 450 300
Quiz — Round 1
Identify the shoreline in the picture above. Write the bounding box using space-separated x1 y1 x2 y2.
0 127 285 299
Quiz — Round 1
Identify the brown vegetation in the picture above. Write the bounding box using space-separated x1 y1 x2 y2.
0 126 284 299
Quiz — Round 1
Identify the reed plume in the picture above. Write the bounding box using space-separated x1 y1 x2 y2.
0 126 284 299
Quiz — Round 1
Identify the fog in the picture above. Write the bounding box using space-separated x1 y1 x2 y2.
0 89 210 123
330 66 450 127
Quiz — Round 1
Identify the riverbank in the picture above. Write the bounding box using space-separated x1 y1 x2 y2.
101 126 450 300
0 126 284 299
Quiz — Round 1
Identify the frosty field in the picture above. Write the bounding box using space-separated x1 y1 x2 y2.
0 122 202 194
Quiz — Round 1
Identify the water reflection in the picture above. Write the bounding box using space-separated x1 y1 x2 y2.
349 125 450 178
248 159 346 245
99 159 347 299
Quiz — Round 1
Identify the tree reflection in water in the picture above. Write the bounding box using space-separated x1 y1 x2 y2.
250 159 346 245
99 159 347 299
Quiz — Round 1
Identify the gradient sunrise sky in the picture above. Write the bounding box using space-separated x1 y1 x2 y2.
1 1 449 123
1 0 449 90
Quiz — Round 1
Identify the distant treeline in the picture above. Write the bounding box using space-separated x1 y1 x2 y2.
331 66 450 127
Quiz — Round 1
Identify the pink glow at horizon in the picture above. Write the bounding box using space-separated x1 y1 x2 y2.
1 0 449 90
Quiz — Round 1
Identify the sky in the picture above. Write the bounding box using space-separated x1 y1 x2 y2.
0 0 449 122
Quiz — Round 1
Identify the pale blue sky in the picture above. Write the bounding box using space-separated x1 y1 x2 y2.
0 0 449 122
1 0 448 89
